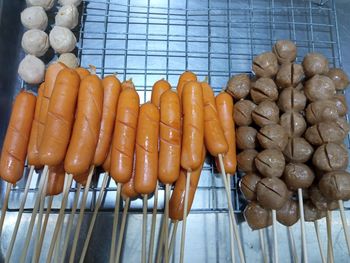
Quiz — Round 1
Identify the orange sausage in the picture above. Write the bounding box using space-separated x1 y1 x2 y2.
176 71 197 101
202 82 228 156
93 75 121 166
121 79 135 90
158 90 181 184
215 92 237 174
39 68 80 166
46 164 65 196
151 79 171 108
64 73 104 175
73 169 89 186
0 91 36 184
134 103 160 195
121 156 139 200
27 83 44 168
110 88 140 183
180 81 204 172
169 146 206 221
75 67 90 80
102 147 111 173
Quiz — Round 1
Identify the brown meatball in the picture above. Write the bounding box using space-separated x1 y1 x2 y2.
304 201 326 222
304 75 335 102
312 143 348 172
255 149 285 178
273 40 297 64
277 87 306 112
280 112 307 137
240 172 261 200
309 185 339 211
237 149 258 173
283 137 314 163
302 52 329 77
252 100 279 127
257 124 288 151
233 100 257 126
244 202 272 230
276 63 304 88
331 95 347 116
252 51 279 78
226 74 250 99
319 171 350 201
305 100 339 125
327 68 349 90
283 163 315 190
250 77 278 103
257 177 288 210
276 199 299 226
236 126 258 150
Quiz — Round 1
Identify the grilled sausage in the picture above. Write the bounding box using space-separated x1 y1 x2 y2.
73 169 89 186
110 88 140 183
93 75 121 166
176 71 197 101
0 91 36 184
158 90 181 184
151 79 171 108
202 82 228 156
75 67 90 80
181 81 204 171
64 73 104 175
169 146 206 221
46 164 65 196
102 146 111 173
121 156 138 200
121 79 135 90
134 103 160 195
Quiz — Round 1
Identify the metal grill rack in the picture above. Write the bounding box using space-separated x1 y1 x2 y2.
7 0 348 215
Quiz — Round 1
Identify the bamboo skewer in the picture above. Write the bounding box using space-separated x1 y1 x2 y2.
297 188 308 263
314 220 326 263
227 174 235 263
338 200 350 255
142 195 148 263
148 183 159 263
156 214 167 263
60 183 82 263
79 173 109 263
115 198 131 263
287 227 298 263
46 174 74 263
326 211 334 263
5 165 35 262
69 166 94 263
179 172 191 263
168 221 178 260
272 210 278 263
259 229 268 263
0 182 11 235
164 184 171 263
109 183 122 263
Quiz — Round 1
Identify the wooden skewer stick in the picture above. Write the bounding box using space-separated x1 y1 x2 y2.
272 210 278 263
156 212 168 263
79 173 109 263
20 165 49 263
69 166 94 263
109 183 122 263
218 154 245 263
338 200 350 255
0 182 11 235
168 221 178 260
179 172 191 263
314 220 326 263
148 183 159 263
326 211 334 263
115 197 131 263
297 188 308 263
227 174 235 263
45 174 74 263
141 194 148 263
60 183 82 263
164 184 171 263
5 165 35 262
259 229 268 263
287 227 298 263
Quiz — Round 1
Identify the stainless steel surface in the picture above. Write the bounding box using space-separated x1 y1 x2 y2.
0 0 350 262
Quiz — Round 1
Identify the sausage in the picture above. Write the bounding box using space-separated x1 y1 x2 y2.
151 79 171 108
215 92 237 174
202 82 228 156
27 83 44 168
158 90 181 185
121 156 139 200
46 164 65 196
176 71 197 101
180 81 204 171
93 75 121 166
64 73 104 175
134 103 160 195
169 146 206 221
75 67 90 80
110 88 140 183
39 68 80 166
73 169 89 186
0 91 36 184
102 146 111 173
121 79 135 90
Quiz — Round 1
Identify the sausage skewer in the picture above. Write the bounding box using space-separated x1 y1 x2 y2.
148 183 159 263
168 221 178 260
115 198 131 262
142 195 148 263
0 183 11 234
227 174 235 263
110 183 122 262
